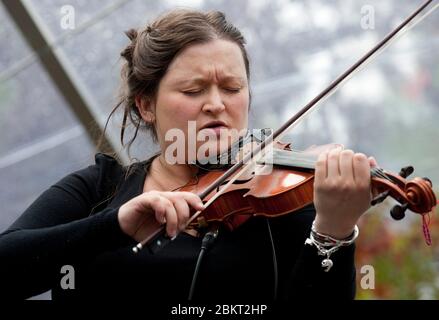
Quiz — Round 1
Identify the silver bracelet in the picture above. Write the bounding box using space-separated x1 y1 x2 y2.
305 222 359 272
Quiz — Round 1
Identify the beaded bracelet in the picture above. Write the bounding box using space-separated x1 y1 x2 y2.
305 222 359 272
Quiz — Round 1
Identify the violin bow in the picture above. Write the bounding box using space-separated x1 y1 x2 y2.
134 0 438 253
186 0 437 222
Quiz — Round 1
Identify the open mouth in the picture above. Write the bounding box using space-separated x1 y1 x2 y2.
201 120 227 129
200 121 228 135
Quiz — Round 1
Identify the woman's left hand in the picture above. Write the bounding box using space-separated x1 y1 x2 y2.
313 147 378 239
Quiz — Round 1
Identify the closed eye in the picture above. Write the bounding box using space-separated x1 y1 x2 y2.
223 87 241 93
182 89 204 96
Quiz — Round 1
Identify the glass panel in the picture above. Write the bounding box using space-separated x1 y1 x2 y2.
0 3 33 70
27 0 126 36
0 26 95 232
0 61 84 156
0 131 94 232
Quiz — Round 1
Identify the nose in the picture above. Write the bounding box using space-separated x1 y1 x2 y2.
202 87 225 115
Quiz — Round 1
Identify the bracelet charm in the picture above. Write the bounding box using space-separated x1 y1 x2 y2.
305 222 359 272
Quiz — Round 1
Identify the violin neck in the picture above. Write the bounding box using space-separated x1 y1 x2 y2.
257 149 384 178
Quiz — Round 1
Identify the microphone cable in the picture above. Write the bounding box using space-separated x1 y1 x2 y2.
188 225 220 300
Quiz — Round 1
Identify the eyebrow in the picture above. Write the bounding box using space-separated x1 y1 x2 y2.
172 76 246 86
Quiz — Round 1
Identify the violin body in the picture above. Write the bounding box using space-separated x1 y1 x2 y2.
180 165 314 230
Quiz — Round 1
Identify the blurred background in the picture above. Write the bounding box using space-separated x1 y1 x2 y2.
0 0 438 299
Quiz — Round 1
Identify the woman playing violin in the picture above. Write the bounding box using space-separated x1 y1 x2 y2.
0 9 378 301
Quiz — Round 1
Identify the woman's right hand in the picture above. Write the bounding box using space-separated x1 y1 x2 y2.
118 191 204 242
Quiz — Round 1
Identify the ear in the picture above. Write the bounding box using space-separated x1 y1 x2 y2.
135 95 155 123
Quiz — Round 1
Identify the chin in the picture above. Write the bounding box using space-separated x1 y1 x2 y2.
196 141 226 158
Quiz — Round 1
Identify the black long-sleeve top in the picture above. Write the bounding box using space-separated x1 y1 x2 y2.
0 153 356 300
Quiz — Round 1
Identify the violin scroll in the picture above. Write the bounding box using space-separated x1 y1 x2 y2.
371 166 436 221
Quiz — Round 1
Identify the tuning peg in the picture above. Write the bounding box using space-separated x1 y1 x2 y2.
422 177 433 187
399 166 414 178
390 203 408 220
371 190 390 205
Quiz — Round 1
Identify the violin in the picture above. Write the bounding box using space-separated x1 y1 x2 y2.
184 139 436 229
132 0 437 254
132 132 436 254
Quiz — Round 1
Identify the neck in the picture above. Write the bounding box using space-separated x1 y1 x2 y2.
148 154 198 191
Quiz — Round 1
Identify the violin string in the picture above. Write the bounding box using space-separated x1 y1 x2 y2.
373 167 402 185
185 149 268 227
306 158 395 183
371 167 392 182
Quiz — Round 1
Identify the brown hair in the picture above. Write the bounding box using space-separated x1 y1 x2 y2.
97 9 250 162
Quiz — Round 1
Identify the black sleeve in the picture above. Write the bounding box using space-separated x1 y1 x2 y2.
0 154 131 299
272 205 356 300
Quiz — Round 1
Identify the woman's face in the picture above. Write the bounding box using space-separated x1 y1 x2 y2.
144 39 249 164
